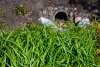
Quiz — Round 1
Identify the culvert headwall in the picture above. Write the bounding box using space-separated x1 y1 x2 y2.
0 0 100 27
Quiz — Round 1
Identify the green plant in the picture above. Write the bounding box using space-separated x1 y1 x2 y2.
0 8 4 16
0 22 99 67
0 21 7 30
15 4 27 15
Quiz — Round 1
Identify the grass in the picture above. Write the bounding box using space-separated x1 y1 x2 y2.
0 22 99 67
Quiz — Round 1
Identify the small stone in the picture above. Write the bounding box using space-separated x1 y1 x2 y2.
47 6 53 11
39 11 42 16
43 10 47 15
28 18 32 20
54 7 58 10
65 7 68 11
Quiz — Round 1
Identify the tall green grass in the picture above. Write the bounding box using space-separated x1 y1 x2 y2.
0 23 99 67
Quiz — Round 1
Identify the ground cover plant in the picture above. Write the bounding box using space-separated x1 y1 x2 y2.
0 8 4 17
0 22 100 67
15 4 27 15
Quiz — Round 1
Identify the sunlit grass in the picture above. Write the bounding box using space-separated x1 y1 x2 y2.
0 22 99 67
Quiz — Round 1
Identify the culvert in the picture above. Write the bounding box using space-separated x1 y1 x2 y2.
54 11 68 21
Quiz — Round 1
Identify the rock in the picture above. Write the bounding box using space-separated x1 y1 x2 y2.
39 17 57 28
38 17 67 32
75 16 90 27
54 7 58 10
43 10 47 15
75 17 82 23
47 6 53 11
78 17 90 27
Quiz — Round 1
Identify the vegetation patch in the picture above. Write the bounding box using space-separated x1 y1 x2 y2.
0 21 7 30
0 8 4 16
15 4 27 15
0 22 100 66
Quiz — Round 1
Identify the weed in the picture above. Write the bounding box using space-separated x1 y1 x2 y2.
15 4 27 15
0 21 7 30
0 8 4 16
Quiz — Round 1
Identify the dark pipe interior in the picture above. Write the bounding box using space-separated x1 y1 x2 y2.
55 12 68 21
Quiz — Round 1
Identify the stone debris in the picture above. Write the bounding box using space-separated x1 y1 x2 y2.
75 17 82 23
78 17 90 26
39 17 57 28
39 17 66 32
75 16 90 27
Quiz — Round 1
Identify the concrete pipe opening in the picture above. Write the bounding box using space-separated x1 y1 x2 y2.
55 12 68 21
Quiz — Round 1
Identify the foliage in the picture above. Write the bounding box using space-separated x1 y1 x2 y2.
15 4 27 15
0 22 99 67
0 21 7 30
0 8 4 16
